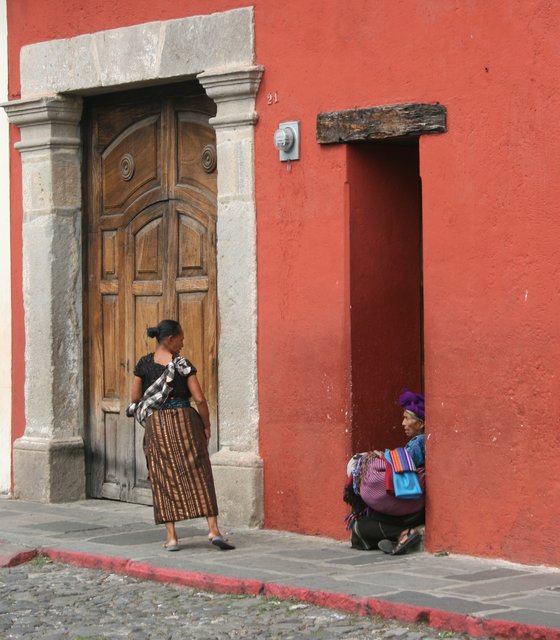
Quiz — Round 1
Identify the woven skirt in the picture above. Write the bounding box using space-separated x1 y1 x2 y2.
144 406 219 524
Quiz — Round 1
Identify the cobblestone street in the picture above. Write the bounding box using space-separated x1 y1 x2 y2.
1 558 469 640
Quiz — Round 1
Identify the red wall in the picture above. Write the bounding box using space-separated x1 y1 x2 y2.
348 144 423 454
257 143 351 537
8 0 560 564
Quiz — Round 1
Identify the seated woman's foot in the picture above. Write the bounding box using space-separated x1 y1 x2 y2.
391 528 422 555
378 539 396 554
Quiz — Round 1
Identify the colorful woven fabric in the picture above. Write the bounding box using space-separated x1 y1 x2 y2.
384 450 423 499
358 456 425 515
384 457 394 493
388 447 416 473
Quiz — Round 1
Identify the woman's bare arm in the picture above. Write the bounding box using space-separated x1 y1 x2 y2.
131 376 143 403
187 374 211 440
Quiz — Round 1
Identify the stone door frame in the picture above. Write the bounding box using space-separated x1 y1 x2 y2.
4 7 264 526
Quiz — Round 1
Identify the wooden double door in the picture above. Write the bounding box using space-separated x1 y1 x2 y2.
85 85 218 503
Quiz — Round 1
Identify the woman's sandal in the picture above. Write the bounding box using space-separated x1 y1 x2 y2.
391 528 422 555
163 541 180 552
210 535 235 551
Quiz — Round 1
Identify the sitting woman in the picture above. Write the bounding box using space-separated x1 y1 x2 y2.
344 390 426 555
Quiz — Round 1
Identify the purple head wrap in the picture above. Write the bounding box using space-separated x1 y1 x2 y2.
399 389 425 422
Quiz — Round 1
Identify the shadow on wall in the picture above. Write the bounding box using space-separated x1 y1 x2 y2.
347 141 423 453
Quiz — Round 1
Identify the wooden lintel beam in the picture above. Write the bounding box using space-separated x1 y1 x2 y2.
316 103 447 144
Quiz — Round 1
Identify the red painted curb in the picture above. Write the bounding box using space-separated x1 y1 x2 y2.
39 547 264 597
0 549 37 568
36 548 560 640
264 583 366 615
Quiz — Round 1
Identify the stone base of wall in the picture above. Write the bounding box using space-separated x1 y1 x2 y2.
211 449 263 528
13 436 86 502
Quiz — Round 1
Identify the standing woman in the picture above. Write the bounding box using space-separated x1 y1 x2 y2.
130 319 234 551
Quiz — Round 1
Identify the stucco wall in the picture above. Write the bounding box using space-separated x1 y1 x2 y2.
6 0 560 565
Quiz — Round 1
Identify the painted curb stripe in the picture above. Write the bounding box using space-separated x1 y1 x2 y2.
0 549 37 567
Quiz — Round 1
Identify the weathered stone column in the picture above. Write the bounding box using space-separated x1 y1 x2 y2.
4 95 85 502
198 66 264 527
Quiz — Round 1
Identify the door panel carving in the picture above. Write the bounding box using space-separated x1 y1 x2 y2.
134 217 163 280
177 116 218 195
102 231 118 279
102 295 119 397
178 215 206 275
102 116 161 211
86 86 218 503
104 413 119 482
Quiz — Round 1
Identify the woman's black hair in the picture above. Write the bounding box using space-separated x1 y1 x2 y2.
146 319 182 343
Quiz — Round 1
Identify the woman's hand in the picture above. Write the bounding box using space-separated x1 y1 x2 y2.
373 450 385 459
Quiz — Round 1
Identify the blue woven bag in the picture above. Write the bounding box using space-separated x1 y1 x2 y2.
384 450 423 499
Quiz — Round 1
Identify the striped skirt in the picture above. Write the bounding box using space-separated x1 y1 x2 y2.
144 406 219 524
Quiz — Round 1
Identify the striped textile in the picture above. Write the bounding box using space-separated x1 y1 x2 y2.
144 405 218 524
388 447 416 473
359 456 425 516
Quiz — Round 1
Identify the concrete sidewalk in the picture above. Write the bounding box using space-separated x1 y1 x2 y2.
0 496 558 639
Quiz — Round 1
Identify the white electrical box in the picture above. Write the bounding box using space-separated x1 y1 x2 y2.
273 121 300 161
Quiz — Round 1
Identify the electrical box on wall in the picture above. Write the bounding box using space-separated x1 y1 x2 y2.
273 121 300 161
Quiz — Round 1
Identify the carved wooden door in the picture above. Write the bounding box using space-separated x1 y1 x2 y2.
85 85 217 503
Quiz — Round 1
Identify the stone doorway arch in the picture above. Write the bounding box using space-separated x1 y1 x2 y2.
4 7 264 527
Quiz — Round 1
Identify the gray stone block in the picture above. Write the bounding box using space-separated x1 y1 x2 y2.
90 526 205 546
19 8 255 97
213 553 332 577
20 34 101 97
13 437 86 502
327 552 398 566
159 10 254 77
211 449 263 528
279 575 392 597
498 592 560 614
380 590 507 614
444 573 560 597
445 567 529 582
269 548 357 562
25 520 107 534
346 571 461 592
94 22 162 87
486 608 560 629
